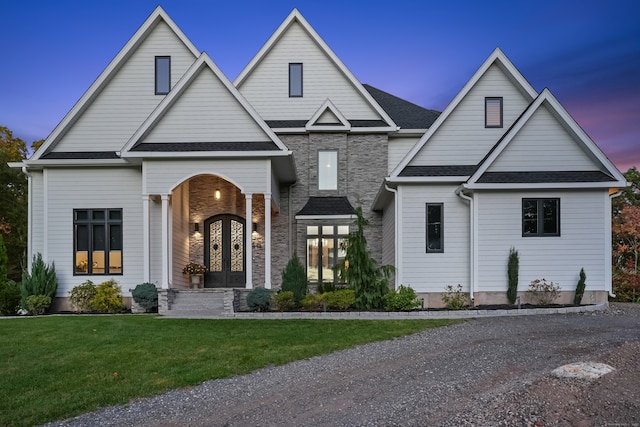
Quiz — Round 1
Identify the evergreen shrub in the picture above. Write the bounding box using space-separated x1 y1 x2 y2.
273 291 295 311
246 287 272 311
20 253 57 310
131 283 158 312
26 295 51 315
68 280 97 313
91 279 124 313
0 280 21 315
507 247 519 305
322 289 355 311
574 268 586 305
281 257 307 305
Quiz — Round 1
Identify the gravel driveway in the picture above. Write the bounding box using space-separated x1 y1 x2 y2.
45 303 640 427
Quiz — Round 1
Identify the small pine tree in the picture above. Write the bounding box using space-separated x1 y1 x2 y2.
507 247 519 305
574 268 586 305
20 253 57 310
281 257 307 305
0 234 8 285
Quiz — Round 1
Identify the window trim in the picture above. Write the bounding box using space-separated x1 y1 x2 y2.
73 208 123 276
289 63 303 97
485 97 503 128
155 56 171 95
522 198 561 237
426 203 444 253
306 225 349 285
318 149 338 191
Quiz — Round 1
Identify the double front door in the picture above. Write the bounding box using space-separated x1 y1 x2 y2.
204 214 246 287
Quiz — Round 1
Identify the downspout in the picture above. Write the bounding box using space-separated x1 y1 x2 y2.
384 184 399 288
608 189 623 297
455 186 474 302
22 166 33 270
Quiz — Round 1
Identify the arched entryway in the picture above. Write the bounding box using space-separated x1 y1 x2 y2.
203 214 246 287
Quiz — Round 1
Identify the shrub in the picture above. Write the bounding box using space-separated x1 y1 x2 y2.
612 271 640 302
526 278 561 305
273 291 295 312
383 285 421 312
26 295 51 315
317 282 338 294
20 253 57 309
322 289 355 311
441 284 468 310
246 287 272 311
574 268 586 305
131 283 158 312
301 293 324 310
0 234 8 285
507 247 519 305
0 280 21 315
68 280 97 313
91 279 124 313
281 257 307 305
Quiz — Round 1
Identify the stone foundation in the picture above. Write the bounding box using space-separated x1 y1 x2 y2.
416 290 609 309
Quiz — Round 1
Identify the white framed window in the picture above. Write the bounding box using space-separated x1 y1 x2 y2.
426 203 443 253
289 63 303 97
155 56 171 95
485 97 503 128
318 150 338 190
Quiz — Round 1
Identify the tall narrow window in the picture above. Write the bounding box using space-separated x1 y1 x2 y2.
522 198 560 237
306 225 349 285
318 150 338 190
155 56 171 95
289 63 303 97
74 209 123 275
426 203 443 253
485 97 503 128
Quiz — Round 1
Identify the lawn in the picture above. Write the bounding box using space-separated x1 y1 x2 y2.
0 315 459 426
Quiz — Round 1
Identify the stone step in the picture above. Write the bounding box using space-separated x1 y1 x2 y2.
165 289 233 315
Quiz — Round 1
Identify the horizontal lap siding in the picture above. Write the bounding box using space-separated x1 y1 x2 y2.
54 22 197 152
239 22 380 120
410 64 531 166
388 137 419 173
30 171 44 257
45 168 143 296
476 190 606 292
382 198 395 272
400 185 470 292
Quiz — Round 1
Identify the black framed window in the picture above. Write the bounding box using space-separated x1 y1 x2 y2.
306 225 349 284
426 203 443 253
74 209 123 275
155 56 171 95
485 97 503 128
289 63 303 97
522 198 560 237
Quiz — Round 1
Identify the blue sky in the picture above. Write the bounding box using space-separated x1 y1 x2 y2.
3 0 639 171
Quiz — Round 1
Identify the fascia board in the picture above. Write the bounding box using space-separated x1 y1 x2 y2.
121 150 293 159
387 176 470 183
22 159 130 168
465 182 620 190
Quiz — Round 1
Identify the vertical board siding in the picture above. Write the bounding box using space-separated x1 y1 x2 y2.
388 137 420 173
239 22 380 121
45 168 143 296
53 22 198 153
476 190 607 292
399 185 470 291
488 105 599 171
144 68 270 143
410 64 531 166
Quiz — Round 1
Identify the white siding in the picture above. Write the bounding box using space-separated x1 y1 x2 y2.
144 68 270 143
30 171 45 259
53 21 198 153
410 64 531 166
399 185 470 291
388 136 420 173
144 159 270 195
149 200 162 285
488 105 599 171
239 21 380 121
45 167 143 296
381 197 395 284
171 183 189 288
476 190 607 292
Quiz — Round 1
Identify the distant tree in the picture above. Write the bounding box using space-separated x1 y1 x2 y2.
31 139 45 153
612 205 640 273
613 167 640 216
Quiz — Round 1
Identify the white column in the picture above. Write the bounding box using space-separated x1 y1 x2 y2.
264 193 272 289
245 193 253 289
142 195 150 283
161 195 169 289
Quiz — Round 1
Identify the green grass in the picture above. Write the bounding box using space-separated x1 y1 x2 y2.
0 316 459 426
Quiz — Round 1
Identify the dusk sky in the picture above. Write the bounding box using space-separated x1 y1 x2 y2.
3 0 639 171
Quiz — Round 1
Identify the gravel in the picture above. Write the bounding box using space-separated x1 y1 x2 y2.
43 303 640 427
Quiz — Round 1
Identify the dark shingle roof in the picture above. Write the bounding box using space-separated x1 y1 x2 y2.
476 171 615 183
399 165 477 177
363 84 440 130
130 141 279 152
296 197 356 216
41 151 120 159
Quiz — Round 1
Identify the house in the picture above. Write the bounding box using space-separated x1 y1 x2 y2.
12 7 627 311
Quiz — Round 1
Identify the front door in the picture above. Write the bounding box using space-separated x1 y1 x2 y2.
204 214 246 288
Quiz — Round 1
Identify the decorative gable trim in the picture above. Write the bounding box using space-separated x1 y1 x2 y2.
389 48 538 179
30 6 200 162
305 99 351 131
234 8 397 130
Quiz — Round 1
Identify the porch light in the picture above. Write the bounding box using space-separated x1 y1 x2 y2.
214 189 221 200
194 223 199 233
252 222 258 234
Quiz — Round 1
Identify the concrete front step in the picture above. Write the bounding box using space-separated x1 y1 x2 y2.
161 289 236 316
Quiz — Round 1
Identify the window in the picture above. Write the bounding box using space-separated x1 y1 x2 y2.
426 203 443 253
318 150 338 190
306 225 349 284
155 56 171 95
289 63 303 97
522 198 560 237
485 97 503 128
74 209 123 275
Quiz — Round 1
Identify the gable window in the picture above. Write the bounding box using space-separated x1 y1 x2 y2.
74 209 123 275
426 203 444 253
155 56 171 95
485 97 503 128
306 225 349 285
522 198 560 237
289 63 303 97
318 150 338 190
